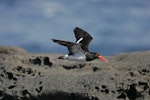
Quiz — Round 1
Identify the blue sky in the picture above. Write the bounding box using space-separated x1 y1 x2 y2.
0 0 150 55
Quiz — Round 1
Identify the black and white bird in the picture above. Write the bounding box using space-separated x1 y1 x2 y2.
52 27 108 62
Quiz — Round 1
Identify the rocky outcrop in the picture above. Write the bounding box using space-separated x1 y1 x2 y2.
0 46 150 100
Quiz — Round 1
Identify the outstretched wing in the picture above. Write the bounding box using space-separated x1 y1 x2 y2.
52 39 83 55
74 27 93 51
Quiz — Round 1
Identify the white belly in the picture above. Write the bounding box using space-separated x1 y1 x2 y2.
64 53 86 61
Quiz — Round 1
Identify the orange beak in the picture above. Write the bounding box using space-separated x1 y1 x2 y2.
98 55 109 63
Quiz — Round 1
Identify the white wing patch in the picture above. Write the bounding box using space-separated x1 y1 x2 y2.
76 37 83 43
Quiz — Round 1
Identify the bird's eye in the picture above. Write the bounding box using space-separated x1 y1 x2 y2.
95 53 99 56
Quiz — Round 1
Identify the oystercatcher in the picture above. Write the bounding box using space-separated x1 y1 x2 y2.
52 27 108 62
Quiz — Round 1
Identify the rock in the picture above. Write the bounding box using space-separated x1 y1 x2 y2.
0 46 150 100
0 46 27 54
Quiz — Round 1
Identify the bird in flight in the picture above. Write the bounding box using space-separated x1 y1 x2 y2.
52 27 108 62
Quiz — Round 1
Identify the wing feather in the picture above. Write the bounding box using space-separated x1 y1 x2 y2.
52 39 83 55
74 27 93 51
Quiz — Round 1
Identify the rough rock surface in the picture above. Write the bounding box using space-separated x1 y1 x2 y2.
0 46 150 100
